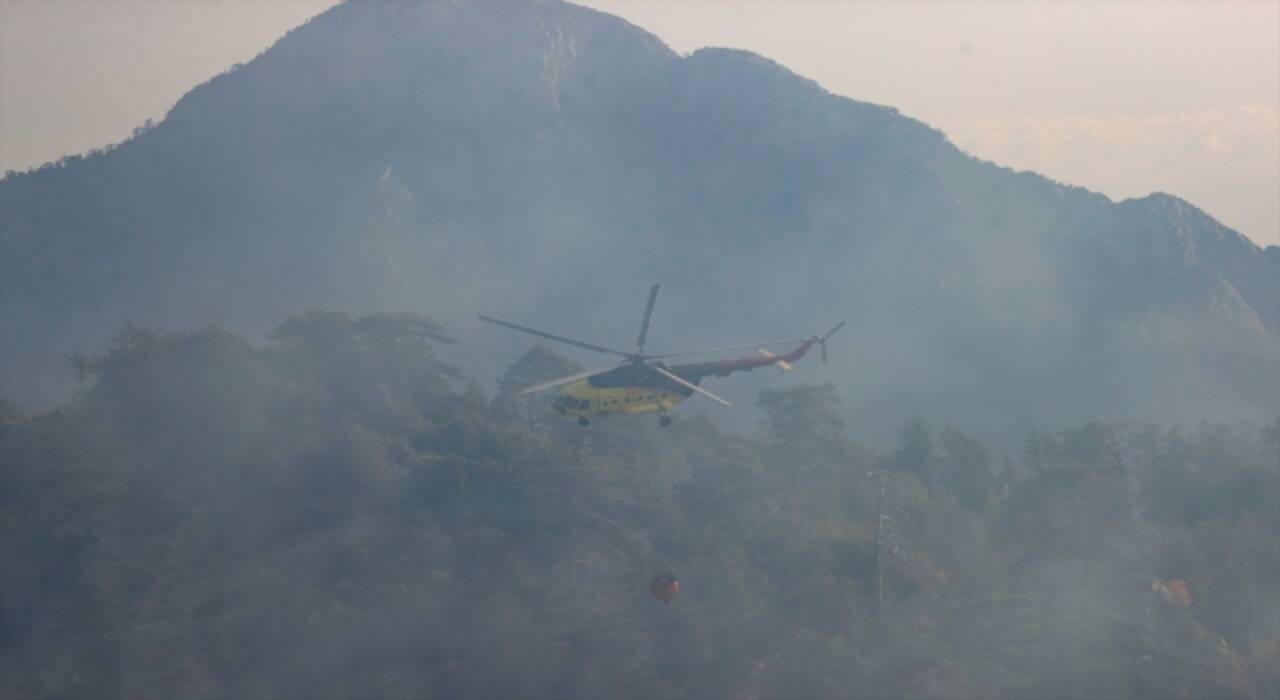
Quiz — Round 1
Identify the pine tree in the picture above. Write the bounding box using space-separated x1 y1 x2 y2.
938 427 994 512
756 383 843 444
892 419 938 491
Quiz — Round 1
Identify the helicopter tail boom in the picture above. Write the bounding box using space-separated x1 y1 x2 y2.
757 349 794 372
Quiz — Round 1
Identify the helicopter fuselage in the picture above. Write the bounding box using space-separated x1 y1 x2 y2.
550 338 820 420
552 361 697 418
552 381 689 418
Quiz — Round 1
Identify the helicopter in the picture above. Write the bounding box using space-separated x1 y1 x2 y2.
479 285 844 427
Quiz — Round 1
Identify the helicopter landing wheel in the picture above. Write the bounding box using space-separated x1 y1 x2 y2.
658 415 673 427
578 416 590 427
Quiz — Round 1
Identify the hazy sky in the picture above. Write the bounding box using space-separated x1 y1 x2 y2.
2 0 1276 246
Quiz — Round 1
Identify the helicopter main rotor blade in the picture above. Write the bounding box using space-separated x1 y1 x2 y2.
644 363 732 407
635 284 660 355
648 338 809 359
819 322 846 363
478 315 631 358
517 366 618 396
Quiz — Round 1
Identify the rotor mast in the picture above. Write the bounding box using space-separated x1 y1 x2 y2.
635 284 660 356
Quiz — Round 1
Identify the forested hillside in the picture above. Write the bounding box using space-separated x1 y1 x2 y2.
3 314 1276 699
2 0 1276 439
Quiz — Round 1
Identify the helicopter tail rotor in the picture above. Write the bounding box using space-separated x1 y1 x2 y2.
818 321 845 363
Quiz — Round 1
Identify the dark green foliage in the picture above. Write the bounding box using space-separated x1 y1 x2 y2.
892 419 939 488
756 382 844 445
938 426 995 513
1 315 1276 699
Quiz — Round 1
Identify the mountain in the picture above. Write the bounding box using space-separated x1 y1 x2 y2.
2 0 1276 438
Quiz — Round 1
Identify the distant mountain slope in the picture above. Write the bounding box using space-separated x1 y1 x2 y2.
2 0 1275 436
